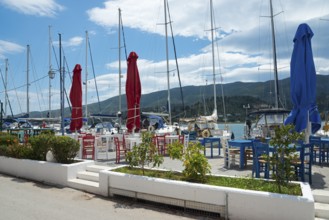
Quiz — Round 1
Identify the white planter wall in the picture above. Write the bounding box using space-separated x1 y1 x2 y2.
0 156 93 186
104 169 314 220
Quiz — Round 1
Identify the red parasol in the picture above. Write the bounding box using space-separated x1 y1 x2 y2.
69 64 83 132
126 51 141 133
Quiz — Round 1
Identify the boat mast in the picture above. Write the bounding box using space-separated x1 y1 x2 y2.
59 33 64 135
269 0 280 109
164 0 172 125
118 8 122 115
4 58 8 117
85 31 88 123
48 25 53 119
210 0 217 117
26 44 30 116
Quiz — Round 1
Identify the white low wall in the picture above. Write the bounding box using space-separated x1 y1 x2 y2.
0 156 94 186
104 168 314 220
0 157 315 220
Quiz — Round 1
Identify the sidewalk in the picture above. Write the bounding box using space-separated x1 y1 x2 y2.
95 147 329 190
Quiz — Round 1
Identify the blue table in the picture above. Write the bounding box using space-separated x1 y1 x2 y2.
198 137 221 158
227 139 253 169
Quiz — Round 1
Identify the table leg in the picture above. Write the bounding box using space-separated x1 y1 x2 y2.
240 145 245 169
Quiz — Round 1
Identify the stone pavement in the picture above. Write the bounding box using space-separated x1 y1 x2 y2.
95 147 329 191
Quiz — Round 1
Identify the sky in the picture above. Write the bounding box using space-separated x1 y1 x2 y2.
1 0 329 116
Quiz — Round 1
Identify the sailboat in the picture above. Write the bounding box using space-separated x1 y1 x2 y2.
245 0 290 139
147 0 181 135
179 0 231 139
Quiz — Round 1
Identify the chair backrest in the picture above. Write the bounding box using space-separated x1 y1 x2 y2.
178 135 184 144
309 136 321 147
226 140 241 151
253 142 270 159
299 143 313 164
115 135 129 148
113 136 121 150
156 135 166 145
222 138 230 153
82 134 95 148
152 136 157 145
183 134 189 148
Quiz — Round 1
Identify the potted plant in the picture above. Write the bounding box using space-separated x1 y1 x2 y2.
0 132 93 186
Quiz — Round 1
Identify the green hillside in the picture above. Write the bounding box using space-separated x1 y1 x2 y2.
28 75 329 122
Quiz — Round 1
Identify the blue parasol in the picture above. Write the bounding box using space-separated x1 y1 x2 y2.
284 23 321 134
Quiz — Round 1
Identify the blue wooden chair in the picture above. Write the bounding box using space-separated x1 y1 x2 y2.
309 136 322 164
321 140 329 164
253 141 270 179
293 143 313 184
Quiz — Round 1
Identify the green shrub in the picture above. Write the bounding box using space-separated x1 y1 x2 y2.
268 124 304 193
126 131 164 175
182 142 211 183
50 136 80 164
167 140 184 160
6 143 33 159
0 133 19 146
168 140 211 183
40 129 55 135
0 145 7 156
28 134 54 161
0 133 20 156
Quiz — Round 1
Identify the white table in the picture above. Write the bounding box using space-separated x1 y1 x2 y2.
165 135 179 145
125 137 142 149
98 134 115 151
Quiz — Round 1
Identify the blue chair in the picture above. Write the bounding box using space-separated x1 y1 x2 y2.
309 136 322 164
252 142 270 179
321 140 329 164
293 143 313 184
251 139 261 177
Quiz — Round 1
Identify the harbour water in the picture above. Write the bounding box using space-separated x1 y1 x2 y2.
218 122 326 139
218 123 245 139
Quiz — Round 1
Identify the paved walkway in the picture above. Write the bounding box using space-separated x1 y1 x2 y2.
95 147 329 191
0 174 200 220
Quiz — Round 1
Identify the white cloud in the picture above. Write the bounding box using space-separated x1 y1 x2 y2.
0 0 64 17
0 40 25 58
53 36 84 48
66 37 84 47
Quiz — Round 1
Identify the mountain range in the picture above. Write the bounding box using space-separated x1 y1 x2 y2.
28 74 329 122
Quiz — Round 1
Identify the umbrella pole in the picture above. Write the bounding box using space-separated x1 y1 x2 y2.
305 111 311 144
133 104 136 134
74 129 81 158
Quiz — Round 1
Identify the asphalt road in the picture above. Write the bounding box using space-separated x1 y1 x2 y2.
0 174 218 220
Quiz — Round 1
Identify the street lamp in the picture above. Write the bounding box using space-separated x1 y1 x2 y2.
243 104 250 118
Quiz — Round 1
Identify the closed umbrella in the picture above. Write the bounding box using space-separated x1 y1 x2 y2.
284 23 321 137
69 64 83 132
126 51 141 133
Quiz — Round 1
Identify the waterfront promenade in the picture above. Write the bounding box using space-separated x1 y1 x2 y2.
1 147 329 220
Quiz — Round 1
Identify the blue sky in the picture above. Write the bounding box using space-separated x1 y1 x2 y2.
1 0 329 116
